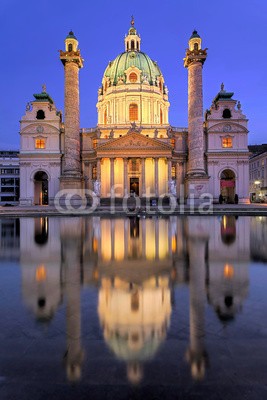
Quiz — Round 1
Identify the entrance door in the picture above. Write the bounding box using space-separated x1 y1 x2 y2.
130 178 139 196
34 171 49 205
220 169 235 203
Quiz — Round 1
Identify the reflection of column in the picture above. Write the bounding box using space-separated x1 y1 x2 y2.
111 219 115 260
124 158 128 195
61 219 84 382
155 218 159 260
142 158 146 196
141 219 146 258
110 158 115 195
124 219 128 258
155 158 159 196
186 226 208 380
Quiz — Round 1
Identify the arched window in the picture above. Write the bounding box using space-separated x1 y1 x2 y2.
68 43 73 52
129 103 138 121
137 42 139 51
194 42 199 51
36 110 45 119
222 108 232 118
131 40 134 50
129 72 137 83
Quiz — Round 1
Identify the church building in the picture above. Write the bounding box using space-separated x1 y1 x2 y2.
19 19 249 206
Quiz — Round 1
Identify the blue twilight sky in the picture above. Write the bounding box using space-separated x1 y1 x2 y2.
1 0 267 149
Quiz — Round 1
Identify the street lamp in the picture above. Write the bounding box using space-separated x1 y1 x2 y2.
254 180 261 202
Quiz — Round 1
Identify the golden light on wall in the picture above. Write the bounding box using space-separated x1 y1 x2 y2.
35 264 47 282
224 264 234 279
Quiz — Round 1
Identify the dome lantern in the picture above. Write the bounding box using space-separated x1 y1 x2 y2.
124 16 141 52
65 30 79 52
189 30 202 51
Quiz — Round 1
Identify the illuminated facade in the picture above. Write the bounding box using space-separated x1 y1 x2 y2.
19 19 249 205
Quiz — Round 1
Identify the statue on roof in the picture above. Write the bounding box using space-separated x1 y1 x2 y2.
131 15 135 26
127 121 141 134
42 84 47 93
221 82 224 91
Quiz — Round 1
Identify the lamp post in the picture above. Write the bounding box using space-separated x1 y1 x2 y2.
254 180 261 202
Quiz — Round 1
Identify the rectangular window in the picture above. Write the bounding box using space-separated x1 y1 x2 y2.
1 169 15 174
35 139 46 149
1 187 14 193
222 137 233 148
1 178 14 186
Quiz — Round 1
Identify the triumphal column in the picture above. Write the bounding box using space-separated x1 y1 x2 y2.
184 31 209 203
60 31 84 189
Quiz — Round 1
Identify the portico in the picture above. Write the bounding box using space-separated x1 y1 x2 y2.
87 132 173 198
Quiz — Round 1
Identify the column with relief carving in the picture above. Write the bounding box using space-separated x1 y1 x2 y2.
184 31 209 202
60 31 84 190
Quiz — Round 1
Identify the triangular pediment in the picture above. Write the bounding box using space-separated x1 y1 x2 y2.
96 132 172 152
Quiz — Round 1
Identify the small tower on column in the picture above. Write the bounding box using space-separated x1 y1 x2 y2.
60 31 84 189
184 31 209 203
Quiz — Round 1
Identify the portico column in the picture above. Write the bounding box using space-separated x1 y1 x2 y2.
97 159 101 181
155 158 159 197
142 158 146 196
110 158 115 195
176 162 184 197
168 159 172 193
88 163 92 190
123 158 128 195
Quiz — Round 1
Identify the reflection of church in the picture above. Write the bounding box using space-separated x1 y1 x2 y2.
18 215 251 382
19 18 249 205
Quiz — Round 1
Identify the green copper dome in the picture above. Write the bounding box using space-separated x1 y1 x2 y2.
104 51 162 85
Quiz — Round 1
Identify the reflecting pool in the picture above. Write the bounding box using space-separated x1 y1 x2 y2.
0 216 267 399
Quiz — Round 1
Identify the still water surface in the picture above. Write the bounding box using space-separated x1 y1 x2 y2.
0 216 266 399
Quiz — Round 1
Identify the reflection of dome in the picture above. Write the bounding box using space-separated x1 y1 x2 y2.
98 276 171 382
104 51 162 86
